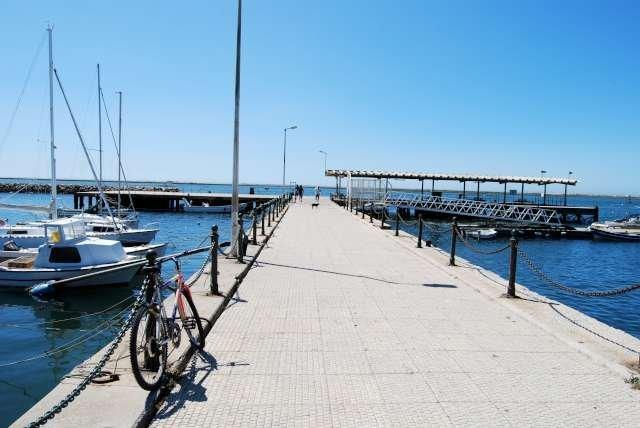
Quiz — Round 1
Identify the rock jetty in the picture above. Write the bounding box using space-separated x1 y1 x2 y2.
0 183 180 194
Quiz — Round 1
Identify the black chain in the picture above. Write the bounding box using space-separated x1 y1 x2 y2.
27 278 150 427
518 248 640 297
455 229 510 255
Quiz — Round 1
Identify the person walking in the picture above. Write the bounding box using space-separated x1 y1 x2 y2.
315 186 320 202
299 185 304 202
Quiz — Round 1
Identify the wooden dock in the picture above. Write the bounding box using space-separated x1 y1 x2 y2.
73 190 274 212
15 197 640 427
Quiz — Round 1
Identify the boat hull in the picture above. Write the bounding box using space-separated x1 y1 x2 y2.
182 202 247 213
0 260 142 289
591 228 640 241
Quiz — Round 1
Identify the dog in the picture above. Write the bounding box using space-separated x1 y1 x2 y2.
311 201 319 209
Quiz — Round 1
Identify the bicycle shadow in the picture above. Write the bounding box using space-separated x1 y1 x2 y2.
152 351 218 420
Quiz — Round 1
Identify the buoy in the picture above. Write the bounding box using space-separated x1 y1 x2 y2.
29 280 56 298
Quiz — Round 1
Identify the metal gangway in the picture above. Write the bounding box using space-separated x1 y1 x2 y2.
383 191 562 225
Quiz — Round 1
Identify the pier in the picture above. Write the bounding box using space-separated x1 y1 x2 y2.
15 197 640 426
327 169 599 224
73 190 274 212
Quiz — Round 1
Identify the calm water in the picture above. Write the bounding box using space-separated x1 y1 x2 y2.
394 193 640 342
0 181 638 425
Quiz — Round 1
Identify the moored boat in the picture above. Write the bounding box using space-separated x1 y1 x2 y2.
590 216 640 241
181 198 247 213
0 218 142 289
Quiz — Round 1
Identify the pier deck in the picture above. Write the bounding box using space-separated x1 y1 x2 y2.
15 197 640 426
153 199 639 426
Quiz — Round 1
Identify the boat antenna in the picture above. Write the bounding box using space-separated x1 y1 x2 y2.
48 24 57 220
53 68 119 230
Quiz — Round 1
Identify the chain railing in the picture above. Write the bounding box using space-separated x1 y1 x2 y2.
518 248 640 297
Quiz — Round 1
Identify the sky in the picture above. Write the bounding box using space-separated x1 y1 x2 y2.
0 0 639 194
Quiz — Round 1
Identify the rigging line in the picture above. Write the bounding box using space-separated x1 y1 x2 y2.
99 89 137 213
0 294 135 327
0 31 47 157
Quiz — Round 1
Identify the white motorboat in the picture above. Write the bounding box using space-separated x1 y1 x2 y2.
0 241 167 263
0 219 158 247
0 218 143 289
181 198 247 213
464 228 498 240
590 216 640 241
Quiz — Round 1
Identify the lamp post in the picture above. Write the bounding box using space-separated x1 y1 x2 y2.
540 170 547 206
564 171 573 206
282 125 298 186
230 0 242 258
318 150 327 173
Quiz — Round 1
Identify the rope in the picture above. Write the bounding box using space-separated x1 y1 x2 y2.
0 303 134 368
0 32 46 157
518 248 640 297
0 294 134 328
455 229 511 255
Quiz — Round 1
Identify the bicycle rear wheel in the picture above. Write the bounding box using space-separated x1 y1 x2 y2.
178 291 205 350
129 307 167 390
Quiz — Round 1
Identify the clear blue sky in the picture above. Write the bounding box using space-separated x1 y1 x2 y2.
1 0 639 194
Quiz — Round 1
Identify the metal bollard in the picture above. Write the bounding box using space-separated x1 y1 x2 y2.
449 217 457 266
369 208 373 223
268 206 272 227
210 225 219 295
252 210 257 244
362 201 365 219
507 230 518 297
417 214 423 248
261 209 265 236
380 206 386 229
237 214 245 263
395 212 400 236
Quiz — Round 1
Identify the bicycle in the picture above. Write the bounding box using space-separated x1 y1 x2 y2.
129 255 205 391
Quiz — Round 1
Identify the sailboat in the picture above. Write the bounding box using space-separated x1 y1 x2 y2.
0 26 148 289
0 51 159 248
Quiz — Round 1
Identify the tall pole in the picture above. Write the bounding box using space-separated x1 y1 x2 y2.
230 0 242 257
48 25 57 220
117 91 123 213
97 64 102 185
282 128 287 186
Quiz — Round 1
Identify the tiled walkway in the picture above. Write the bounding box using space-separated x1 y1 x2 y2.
153 199 640 427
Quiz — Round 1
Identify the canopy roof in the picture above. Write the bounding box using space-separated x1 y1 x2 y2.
325 169 577 186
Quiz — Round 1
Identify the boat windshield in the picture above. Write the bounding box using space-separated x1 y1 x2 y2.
45 222 86 243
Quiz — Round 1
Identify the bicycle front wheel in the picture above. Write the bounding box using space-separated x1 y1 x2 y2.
179 291 205 350
129 306 168 391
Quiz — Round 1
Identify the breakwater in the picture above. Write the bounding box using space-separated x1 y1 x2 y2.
0 183 179 194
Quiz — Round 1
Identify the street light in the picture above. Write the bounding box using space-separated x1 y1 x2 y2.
282 125 298 186
318 150 328 172
540 170 547 206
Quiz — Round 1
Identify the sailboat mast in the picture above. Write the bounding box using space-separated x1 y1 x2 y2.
97 63 102 185
117 91 122 213
48 25 57 220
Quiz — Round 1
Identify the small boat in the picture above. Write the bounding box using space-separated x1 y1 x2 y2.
0 219 158 247
181 198 247 213
0 218 143 289
464 228 498 240
0 241 167 263
590 216 640 241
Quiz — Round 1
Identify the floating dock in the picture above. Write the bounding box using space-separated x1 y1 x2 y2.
15 197 640 426
73 190 274 212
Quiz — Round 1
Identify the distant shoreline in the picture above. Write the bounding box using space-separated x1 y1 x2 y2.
0 176 637 198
